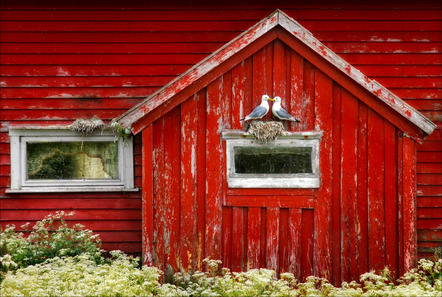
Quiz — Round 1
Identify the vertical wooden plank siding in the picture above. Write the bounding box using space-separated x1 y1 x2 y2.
403 136 418 272
232 207 245 272
153 117 166 271
247 208 261 269
180 95 199 271
266 207 280 272
288 209 302 279
163 107 181 272
313 69 333 279
279 209 289 273
205 76 224 261
332 83 342 284
384 122 398 277
357 102 369 275
340 90 359 281
289 51 304 132
301 209 314 279
141 125 154 265
196 90 207 271
367 110 386 271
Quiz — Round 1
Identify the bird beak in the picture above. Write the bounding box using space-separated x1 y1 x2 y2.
268 98 274 101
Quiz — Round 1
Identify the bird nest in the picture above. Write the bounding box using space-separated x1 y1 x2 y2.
68 115 107 135
247 121 285 144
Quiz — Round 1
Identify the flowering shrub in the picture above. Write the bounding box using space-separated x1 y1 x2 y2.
1 214 440 296
0 211 102 279
3 255 440 297
1 251 163 297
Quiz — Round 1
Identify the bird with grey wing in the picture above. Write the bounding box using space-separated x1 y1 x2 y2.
240 94 272 121
270 96 300 122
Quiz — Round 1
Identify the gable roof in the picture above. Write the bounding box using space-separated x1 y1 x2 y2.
115 9 436 140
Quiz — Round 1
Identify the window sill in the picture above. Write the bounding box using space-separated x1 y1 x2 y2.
6 187 139 193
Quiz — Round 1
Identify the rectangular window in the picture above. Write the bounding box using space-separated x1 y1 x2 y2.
8 127 135 193
223 130 321 188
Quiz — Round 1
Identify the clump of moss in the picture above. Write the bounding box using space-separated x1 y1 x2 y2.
69 116 107 136
247 121 285 144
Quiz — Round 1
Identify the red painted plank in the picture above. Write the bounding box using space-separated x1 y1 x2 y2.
313 69 333 280
180 94 199 271
279 208 289 273
163 107 181 272
301 61 315 130
384 121 398 277
357 102 369 275
0 53 208 65
331 84 342 285
0 209 141 221
418 208 442 218
367 109 386 271
0 65 191 77
402 137 417 272
231 207 245 272
1 9 441 21
196 89 207 271
417 163 442 174
260 208 267 268
222 207 232 270
272 39 287 113
417 174 442 185
205 77 224 261
0 198 141 209
301 209 314 280
418 197 442 207
153 117 165 271
340 89 359 281
288 208 302 279
1 76 174 88
266 207 280 273
142 125 154 265
247 207 261 270
288 50 304 131
0 31 240 43
252 42 273 115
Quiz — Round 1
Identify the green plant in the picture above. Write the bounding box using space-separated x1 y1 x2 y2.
0 211 103 276
1 252 163 297
110 120 132 144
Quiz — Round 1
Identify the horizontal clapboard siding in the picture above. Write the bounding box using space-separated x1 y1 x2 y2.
0 1 441 259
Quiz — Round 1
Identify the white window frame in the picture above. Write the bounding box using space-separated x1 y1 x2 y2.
223 130 322 188
8 127 136 193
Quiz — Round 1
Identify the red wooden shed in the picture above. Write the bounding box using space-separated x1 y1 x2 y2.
1 1 441 286
115 10 436 282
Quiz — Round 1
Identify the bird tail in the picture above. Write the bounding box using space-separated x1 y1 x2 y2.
240 117 245 121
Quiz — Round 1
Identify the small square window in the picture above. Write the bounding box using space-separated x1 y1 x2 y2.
223 130 321 188
8 127 136 193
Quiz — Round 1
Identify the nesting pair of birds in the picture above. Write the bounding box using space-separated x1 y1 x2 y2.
240 95 300 122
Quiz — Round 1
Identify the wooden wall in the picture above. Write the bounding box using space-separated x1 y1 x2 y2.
0 0 440 261
141 40 420 283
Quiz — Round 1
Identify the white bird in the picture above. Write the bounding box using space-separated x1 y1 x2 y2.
240 95 272 121
271 96 300 122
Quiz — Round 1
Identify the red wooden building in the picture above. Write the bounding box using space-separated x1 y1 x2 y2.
1 0 441 285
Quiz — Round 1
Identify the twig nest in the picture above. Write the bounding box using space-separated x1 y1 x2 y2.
247 121 285 144
69 116 107 135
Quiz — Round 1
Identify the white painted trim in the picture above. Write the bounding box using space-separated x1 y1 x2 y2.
225 135 321 188
7 127 136 193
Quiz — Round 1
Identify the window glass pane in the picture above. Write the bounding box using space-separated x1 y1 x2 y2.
234 146 312 174
27 142 118 180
